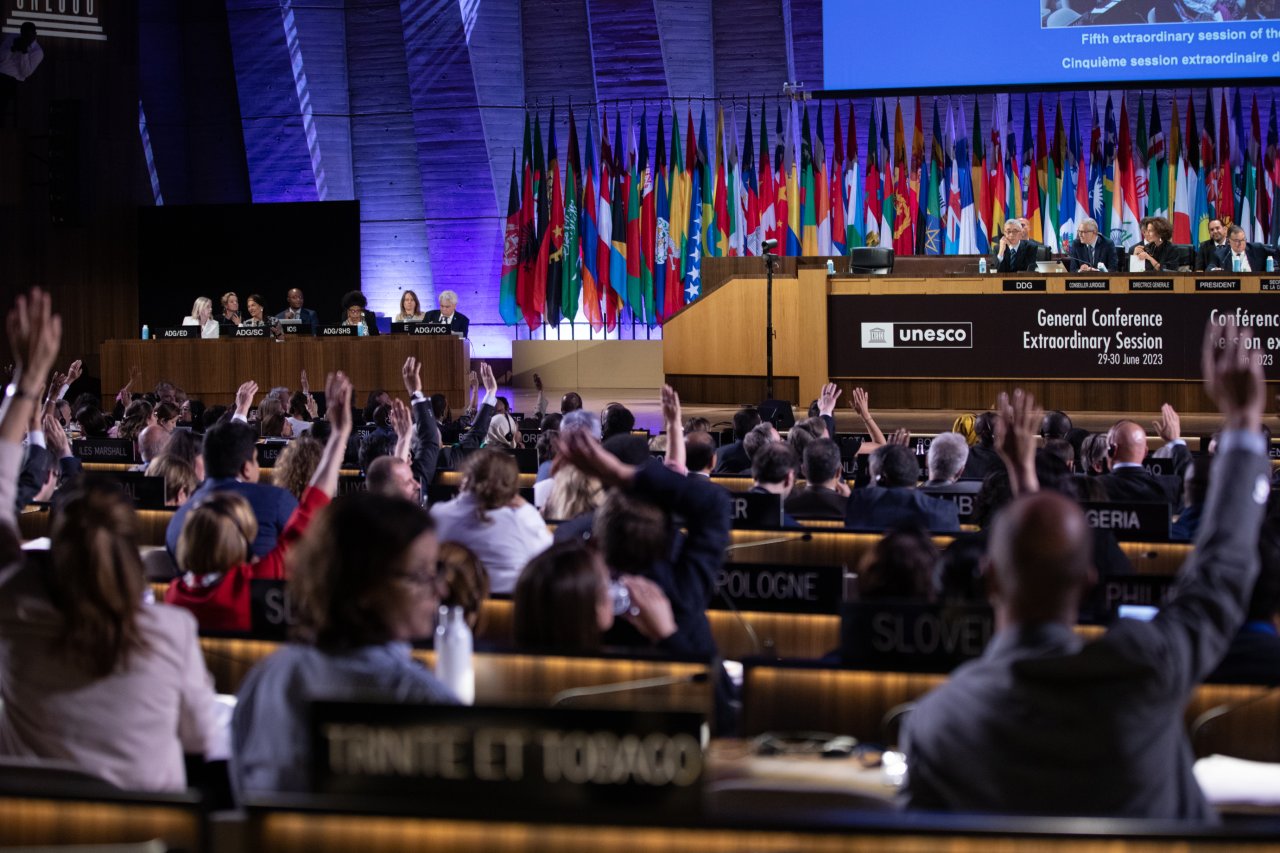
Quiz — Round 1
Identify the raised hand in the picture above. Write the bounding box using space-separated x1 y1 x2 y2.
6 288 62 392
1152 403 1181 443
1203 318 1264 432
554 427 635 488
234 380 259 417
818 382 842 417
479 362 497 396
402 356 423 395
889 428 911 447
660 384 682 428
325 371 354 436
300 368 310 396
42 413 70 459
533 372 543 392
994 389 1044 496
850 387 871 418
619 574 677 642
65 359 82 385
126 365 142 390
389 398 412 438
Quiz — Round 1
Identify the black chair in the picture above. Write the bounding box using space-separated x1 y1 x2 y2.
1034 243 1054 262
847 246 894 275
1172 244 1195 271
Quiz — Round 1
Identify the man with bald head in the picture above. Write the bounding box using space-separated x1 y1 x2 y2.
1097 419 1180 506
903 322 1269 819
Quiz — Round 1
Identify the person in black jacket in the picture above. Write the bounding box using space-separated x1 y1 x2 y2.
1214 224 1274 273
422 290 469 337
400 357 498 498
994 220 1038 272
1096 419 1181 508
1065 218 1117 273
1194 217 1229 270
1132 216 1178 272
339 290 380 335
711 406 760 474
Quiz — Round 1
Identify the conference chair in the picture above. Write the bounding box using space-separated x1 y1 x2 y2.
1173 244 1195 271
847 247 894 275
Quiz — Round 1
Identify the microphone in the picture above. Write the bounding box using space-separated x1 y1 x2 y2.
714 585 767 657
550 671 710 707
761 238 779 254
723 531 812 553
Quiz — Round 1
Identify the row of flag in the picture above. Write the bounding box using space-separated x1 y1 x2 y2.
499 90 1280 330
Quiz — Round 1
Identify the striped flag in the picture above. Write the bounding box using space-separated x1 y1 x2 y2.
758 104 776 249
831 102 846 256
664 108 690 320
845 101 864 250
956 102 979 255
815 102 833 255
652 111 668 327
744 101 762 256
581 115 604 332
563 108 582 323
595 108 613 331
801 104 820 255
500 150 521 325
608 111 628 329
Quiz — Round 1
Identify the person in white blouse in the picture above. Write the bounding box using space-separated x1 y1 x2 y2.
183 297 220 339
429 449 552 594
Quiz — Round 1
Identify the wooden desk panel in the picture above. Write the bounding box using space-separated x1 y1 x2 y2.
100 336 469 409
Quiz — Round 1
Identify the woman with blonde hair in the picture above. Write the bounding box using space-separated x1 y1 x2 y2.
270 436 322 501
165 373 353 632
430 448 551 593
220 292 241 325
394 290 425 322
543 465 605 521
183 296 220 338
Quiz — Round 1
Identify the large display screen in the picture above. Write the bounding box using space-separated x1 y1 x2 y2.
824 0 1280 92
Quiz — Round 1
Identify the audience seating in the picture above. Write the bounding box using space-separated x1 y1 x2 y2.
0 776 203 850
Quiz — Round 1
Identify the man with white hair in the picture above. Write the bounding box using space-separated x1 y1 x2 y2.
1066 217 1117 273
920 431 980 513
424 290 469 337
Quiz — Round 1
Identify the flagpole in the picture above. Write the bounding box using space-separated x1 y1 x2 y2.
764 244 777 400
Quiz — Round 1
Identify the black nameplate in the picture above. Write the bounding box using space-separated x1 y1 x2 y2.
520 429 541 446
233 326 268 338
1003 278 1046 292
278 321 313 336
1081 501 1171 541
840 601 995 672
392 322 453 336
919 487 980 523
730 492 785 529
840 453 870 487
1128 278 1174 291
256 441 288 467
320 325 356 337
1097 573 1177 616
336 474 368 497
152 326 195 339
1141 457 1175 477
712 562 843 615
249 579 294 639
1261 278 1280 292
1065 278 1110 291
72 438 136 461
1195 278 1242 292
112 472 167 509
311 703 705 814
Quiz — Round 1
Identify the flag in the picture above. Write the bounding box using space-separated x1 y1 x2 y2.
625 111 644 319
1268 98 1280 242
682 133 705 302
846 101 864 250
909 96 925 253
1024 98 1042 243
945 104 962 255
1115 96 1142 250
595 108 613 331
563 108 582 323
1232 88 1246 218
924 98 943 255
1173 155 1193 245
1147 98 1167 221
1243 94 1260 241
801 104 819 255
865 103 881 246
728 107 747 256
956 102 979 255
1168 94 1182 223
830 101 846 256
713 106 731 257
1071 97 1089 242
1088 99 1105 228
1101 95 1116 235
652 111 668 327
815 102 833 255
516 113 540 329
608 111 627 330
970 100 989 254
1135 95 1148 219
532 111 550 327
891 100 911 255
663 108 690 321
758 104 776 249
743 103 761 256
787 101 803 255
1193 162 1211 243
700 109 716 256
1042 102 1060 253
773 104 787 249
991 100 1008 241
581 114 603 332
639 110 656 325
500 150 522 325
544 108 565 325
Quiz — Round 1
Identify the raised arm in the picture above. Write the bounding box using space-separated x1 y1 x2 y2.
457 362 498 450
993 389 1043 499
661 384 686 475
2 289 62 531
307 372 354 498
850 387 886 447
389 399 413 463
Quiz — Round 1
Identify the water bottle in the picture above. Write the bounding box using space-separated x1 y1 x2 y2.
1234 255 1243 273
141 325 150 340
1267 256 1275 273
435 605 474 704
357 321 367 337
977 257 987 275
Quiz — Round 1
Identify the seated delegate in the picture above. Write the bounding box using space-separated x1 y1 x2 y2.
182 296 220 338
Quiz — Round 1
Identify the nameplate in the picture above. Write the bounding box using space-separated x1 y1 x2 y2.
232 326 268 338
1128 278 1174 291
249 579 294 639
730 492 785 529
1141 457 1175 477
712 562 843 615
1002 278 1046 292
311 703 705 813
278 321 313 335
337 474 368 497
256 442 288 467
319 325 355 337
919 487 979 523
151 326 194 339
392 322 452 336
1195 278 1242 292
1081 501 1171 541
840 601 994 672
1096 573 1177 616
113 472 166 509
519 429 541 447
72 438 136 461
1261 278 1280 292
840 454 870 485
1065 278 1110 292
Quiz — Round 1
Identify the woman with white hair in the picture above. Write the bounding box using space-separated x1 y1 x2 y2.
182 296 220 339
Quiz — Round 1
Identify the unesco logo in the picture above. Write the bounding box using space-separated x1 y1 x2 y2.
861 322 973 349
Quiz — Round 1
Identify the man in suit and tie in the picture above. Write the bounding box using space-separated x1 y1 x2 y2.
994 220 1038 273
1065 218 1117 273
1096 420 1181 509
423 289 470 336
1214 224 1274 273
1195 218 1229 270
845 444 960 533
274 288 319 328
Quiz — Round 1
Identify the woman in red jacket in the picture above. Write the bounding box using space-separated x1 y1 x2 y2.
165 372 354 632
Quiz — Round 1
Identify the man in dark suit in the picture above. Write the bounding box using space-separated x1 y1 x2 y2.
165 386 298 560
1194 217 1229 270
423 289 469 336
1214 224 1274 273
1096 420 1180 508
845 444 960 533
785 438 848 520
1065 217 1117 273
993 220 1038 273
712 406 760 474
274 287 319 328
961 412 1003 480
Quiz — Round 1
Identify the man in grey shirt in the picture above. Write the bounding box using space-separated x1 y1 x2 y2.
902 320 1269 820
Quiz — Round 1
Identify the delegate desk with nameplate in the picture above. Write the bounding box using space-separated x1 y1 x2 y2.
664 260 1280 411
100 335 470 409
